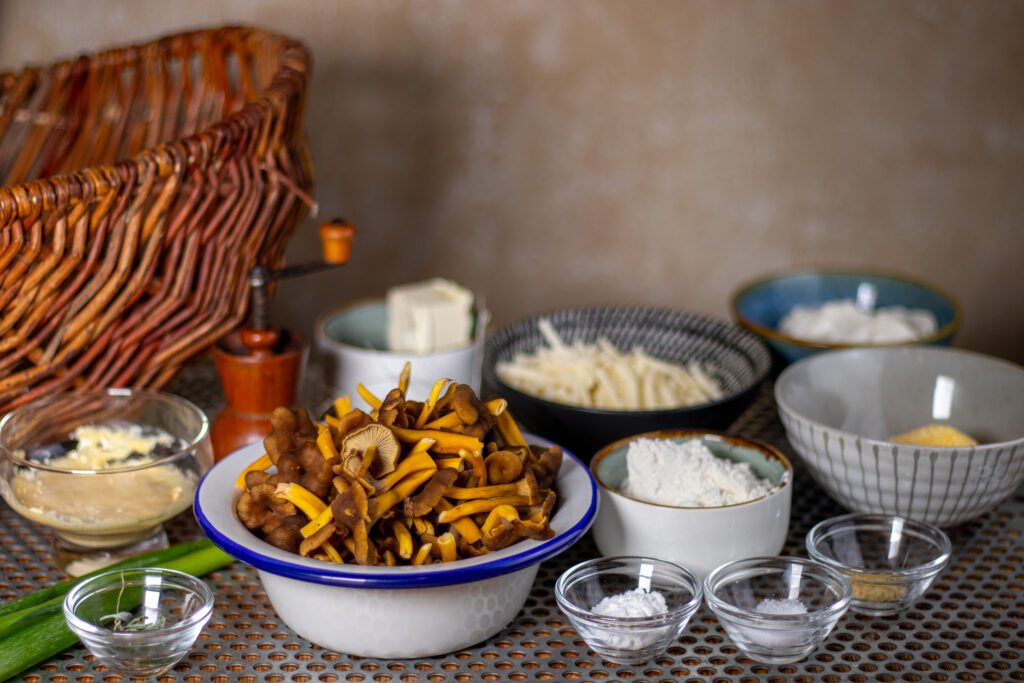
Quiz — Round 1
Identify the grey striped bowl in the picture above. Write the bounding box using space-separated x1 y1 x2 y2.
775 347 1024 527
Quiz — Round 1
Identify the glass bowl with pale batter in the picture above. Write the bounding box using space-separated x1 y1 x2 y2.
0 388 212 575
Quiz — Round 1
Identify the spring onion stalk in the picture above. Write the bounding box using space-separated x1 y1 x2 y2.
0 538 211 619
0 540 235 682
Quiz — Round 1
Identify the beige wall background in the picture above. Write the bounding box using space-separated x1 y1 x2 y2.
1 1 1022 364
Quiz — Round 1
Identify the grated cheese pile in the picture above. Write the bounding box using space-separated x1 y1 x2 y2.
495 319 724 410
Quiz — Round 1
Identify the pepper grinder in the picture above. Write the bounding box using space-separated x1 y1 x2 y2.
210 219 356 461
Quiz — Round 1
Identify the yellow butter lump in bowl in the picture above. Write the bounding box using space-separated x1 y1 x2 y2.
890 424 978 447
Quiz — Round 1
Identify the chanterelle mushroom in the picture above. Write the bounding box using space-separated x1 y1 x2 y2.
340 423 401 477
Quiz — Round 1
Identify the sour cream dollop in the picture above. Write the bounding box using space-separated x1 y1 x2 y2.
778 299 938 345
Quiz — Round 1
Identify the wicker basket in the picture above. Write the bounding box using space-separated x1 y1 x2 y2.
0 27 313 413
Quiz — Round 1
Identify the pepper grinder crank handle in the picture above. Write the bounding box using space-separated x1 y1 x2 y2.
244 219 356 354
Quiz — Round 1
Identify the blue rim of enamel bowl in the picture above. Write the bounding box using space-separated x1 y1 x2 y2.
194 437 599 589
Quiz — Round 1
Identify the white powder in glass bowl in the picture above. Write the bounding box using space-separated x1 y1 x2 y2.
620 438 773 507
592 588 668 618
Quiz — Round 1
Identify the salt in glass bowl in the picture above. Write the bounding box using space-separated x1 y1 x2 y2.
805 513 952 616
554 556 703 665
704 556 852 664
62 567 214 679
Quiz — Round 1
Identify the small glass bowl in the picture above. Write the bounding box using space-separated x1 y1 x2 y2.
704 556 852 664
806 512 952 616
0 388 212 575
555 556 703 664
63 567 215 679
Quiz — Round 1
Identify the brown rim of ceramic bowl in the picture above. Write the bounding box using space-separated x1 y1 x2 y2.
728 267 964 351
589 429 793 510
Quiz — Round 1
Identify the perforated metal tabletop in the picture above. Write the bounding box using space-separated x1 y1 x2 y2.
2 360 1022 682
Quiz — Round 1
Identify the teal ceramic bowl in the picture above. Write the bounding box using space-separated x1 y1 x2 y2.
589 430 792 579
730 268 962 365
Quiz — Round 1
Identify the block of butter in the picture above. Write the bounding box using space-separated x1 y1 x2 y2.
386 278 475 353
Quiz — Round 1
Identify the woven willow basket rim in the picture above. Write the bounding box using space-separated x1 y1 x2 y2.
0 26 311 221
0 25 313 411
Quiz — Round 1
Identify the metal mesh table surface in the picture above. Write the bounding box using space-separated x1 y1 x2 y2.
1 359 1022 682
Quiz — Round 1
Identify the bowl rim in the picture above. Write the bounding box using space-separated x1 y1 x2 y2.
589 429 793 510
774 346 1024 450
62 566 215 638
728 266 964 351
0 388 210 474
805 512 953 578
703 555 853 622
194 435 598 589
483 305 772 417
553 555 704 625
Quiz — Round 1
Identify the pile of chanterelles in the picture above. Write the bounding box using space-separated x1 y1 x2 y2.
234 375 561 566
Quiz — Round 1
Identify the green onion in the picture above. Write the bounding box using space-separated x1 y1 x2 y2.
0 538 210 619
0 539 235 682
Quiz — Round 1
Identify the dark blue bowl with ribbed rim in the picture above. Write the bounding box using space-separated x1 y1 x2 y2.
483 307 772 461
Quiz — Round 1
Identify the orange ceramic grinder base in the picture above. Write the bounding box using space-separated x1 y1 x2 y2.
211 219 356 461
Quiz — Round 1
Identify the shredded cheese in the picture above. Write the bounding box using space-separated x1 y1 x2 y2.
495 319 724 410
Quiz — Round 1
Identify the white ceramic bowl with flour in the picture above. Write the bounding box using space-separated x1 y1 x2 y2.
589 430 793 579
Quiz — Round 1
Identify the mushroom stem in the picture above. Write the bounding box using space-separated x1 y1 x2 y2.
437 531 459 563
423 411 462 430
484 398 507 416
376 449 436 492
316 427 339 460
495 410 527 448
397 361 412 395
442 474 538 504
436 495 533 523
369 467 438 523
357 383 382 411
390 518 414 559
390 426 483 454
300 505 335 538
275 482 328 519
435 497 482 544
235 453 272 490
414 377 451 429
411 542 434 566
459 448 487 486
333 395 353 417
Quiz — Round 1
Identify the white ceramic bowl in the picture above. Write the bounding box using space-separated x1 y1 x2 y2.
589 430 792 580
195 437 597 658
315 298 488 404
775 346 1024 527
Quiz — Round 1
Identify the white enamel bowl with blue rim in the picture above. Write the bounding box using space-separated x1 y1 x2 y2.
195 436 598 658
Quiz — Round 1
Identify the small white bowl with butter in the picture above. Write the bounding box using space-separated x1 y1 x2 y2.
315 278 488 402
589 430 792 579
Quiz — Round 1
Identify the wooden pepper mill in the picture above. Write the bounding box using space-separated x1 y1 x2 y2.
211 219 356 461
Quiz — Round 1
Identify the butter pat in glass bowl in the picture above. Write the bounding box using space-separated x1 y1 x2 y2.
589 430 792 579
0 389 213 575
